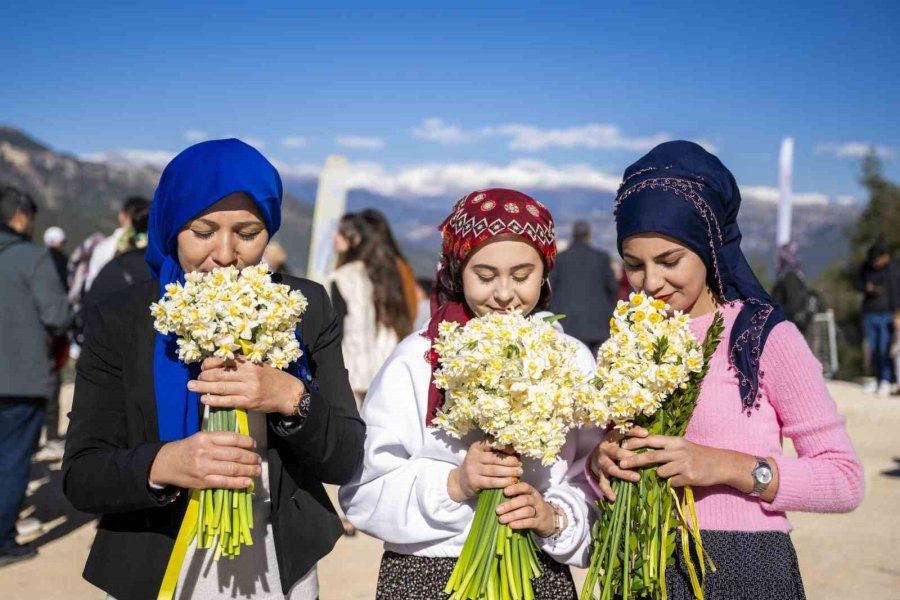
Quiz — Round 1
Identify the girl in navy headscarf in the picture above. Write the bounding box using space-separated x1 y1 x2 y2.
63 139 364 600
586 142 863 599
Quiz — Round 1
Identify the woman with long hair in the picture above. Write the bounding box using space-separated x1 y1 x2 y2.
328 212 412 403
359 208 425 326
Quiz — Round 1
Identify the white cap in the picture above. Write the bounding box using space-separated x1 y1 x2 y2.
43 226 66 246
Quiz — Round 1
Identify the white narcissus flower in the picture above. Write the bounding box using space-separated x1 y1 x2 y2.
150 264 308 370
590 292 704 431
432 310 599 466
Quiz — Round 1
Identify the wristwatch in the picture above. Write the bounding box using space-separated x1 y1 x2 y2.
275 391 312 434
749 457 773 497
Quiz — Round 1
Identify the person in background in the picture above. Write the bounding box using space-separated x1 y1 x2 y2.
84 195 151 292
549 220 619 354
84 201 152 303
40 225 73 461
359 208 425 326
43 226 69 290
263 240 293 275
0 185 73 567
771 242 815 335
327 213 411 405
856 241 900 396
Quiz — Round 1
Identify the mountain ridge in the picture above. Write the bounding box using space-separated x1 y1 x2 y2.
0 126 858 280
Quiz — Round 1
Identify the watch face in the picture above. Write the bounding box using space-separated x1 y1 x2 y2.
755 466 773 485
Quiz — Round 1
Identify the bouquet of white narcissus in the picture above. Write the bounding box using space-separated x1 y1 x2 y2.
581 293 724 600
432 310 599 600
150 263 308 561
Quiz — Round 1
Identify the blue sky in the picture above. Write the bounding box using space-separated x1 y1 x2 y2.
2 1 898 202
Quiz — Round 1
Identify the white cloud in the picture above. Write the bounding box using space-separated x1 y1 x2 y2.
412 118 481 144
235 136 266 150
80 149 174 169
281 136 309 148
183 130 267 149
741 185 830 206
815 142 896 159
278 159 833 204
271 160 322 179
411 118 716 153
341 159 621 197
336 135 385 150
835 194 858 206
491 123 671 152
185 129 210 143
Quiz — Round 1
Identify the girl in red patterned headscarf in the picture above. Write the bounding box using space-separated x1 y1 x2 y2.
340 189 600 600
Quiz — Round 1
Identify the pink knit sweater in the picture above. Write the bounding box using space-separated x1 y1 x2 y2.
587 302 864 532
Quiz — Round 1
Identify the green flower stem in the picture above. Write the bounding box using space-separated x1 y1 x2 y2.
623 481 632 598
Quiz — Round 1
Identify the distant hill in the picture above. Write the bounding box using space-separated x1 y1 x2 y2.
284 177 859 282
0 125 859 283
0 127 313 272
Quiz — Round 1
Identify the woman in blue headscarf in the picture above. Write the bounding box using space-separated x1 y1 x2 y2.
586 142 863 599
63 139 364 600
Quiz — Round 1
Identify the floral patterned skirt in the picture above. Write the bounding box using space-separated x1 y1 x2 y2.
376 550 576 600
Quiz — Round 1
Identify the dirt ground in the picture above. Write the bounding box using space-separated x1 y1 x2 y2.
1 381 897 600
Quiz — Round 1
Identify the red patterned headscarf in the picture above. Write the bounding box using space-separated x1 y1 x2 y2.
423 188 557 425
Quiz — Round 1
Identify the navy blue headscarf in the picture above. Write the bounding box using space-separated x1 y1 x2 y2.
146 139 285 441
615 141 786 415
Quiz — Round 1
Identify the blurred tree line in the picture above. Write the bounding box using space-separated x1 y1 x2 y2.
813 152 900 379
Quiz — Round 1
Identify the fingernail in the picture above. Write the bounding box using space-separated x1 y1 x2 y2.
255 467 262 475
518 468 524 476
187 382 197 391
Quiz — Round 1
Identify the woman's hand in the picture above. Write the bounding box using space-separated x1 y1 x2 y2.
588 426 647 501
149 431 262 490
188 357 305 416
618 434 750 489
447 440 523 502
496 481 559 538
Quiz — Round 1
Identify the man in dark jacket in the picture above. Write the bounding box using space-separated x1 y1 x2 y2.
0 185 74 567
550 220 619 354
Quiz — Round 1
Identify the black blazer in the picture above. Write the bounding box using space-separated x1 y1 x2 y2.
62 275 365 600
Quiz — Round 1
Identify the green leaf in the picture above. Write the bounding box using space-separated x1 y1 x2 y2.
542 313 566 324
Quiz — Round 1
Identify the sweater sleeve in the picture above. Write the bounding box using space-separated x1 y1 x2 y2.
759 322 864 514
338 345 476 545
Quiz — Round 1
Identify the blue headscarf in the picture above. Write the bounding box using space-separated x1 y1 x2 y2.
146 139 288 441
615 141 786 415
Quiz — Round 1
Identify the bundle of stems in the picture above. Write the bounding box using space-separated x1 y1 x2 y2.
445 488 543 600
195 406 255 559
581 312 724 600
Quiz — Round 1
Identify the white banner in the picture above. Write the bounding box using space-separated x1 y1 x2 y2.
306 155 349 283
776 137 794 247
